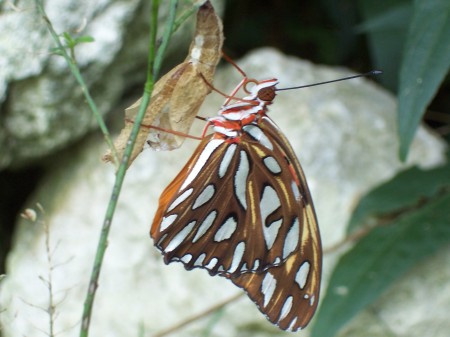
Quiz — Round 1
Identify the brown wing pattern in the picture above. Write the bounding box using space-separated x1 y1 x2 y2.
151 120 315 278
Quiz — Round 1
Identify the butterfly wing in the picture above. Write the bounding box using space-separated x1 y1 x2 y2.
151 118 314 277
229 115 321 331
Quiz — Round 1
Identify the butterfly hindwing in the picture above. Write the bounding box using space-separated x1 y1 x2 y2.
230 116 321 331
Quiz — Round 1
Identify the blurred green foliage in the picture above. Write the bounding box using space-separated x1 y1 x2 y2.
313 161 450 337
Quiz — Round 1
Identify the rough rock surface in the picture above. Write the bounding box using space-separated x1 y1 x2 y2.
0 0 201 169
0 48 447 337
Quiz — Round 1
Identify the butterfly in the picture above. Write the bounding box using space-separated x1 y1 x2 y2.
151 77 322 331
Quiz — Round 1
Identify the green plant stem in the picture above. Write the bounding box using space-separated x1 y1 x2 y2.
79 1 180 337
153 0 179 77
172 4 198 33
34 0 119 165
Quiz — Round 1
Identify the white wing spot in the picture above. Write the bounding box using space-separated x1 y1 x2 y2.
309 295 315 306
181 139 224 190
180 254 192 263
260 185 282 249
253 259 260 270
291 180 302 201
228 242 245 273
234 151 249 209
205 257 218 269
160 214 178 232
261 272 277 307
192 184 215 210
243 124 273 150
283 218 300 258
219 144 237 178
263 156 282 174
214 216 237 242
287 318 298 332
167 188 193 212
192 211 217 243
194 253 206 266
295 261 310 289
279 296 293 321
263 219 283 249
165 221 196 252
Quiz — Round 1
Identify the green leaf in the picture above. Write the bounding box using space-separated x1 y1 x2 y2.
398 0 450 161
74 35 95 44
347 161 450 233
355 3 411 34
357 0 411 91
311 191 450 337
61 31 75 47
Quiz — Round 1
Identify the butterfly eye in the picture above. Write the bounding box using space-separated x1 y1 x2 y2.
257 85 277 102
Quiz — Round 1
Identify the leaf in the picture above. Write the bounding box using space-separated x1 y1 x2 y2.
357 0 411 91
103 1 224 166
74 35 95 44
347 161 450 233
398 0 450 160
355 3 412 34
311 190 450 337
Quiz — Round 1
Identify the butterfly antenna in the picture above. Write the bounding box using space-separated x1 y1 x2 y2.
276 70 382 91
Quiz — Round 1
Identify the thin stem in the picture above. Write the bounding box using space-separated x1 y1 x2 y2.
151 293 244 337
34 0 119 165
79 1 181 337
171 3 199 33
153 0 178 78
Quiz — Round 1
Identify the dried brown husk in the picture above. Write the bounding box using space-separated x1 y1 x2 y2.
103 1 223 165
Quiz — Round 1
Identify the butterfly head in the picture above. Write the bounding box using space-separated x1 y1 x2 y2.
244 78 279 103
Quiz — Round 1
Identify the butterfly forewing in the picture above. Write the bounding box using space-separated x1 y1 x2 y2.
151 121 313 277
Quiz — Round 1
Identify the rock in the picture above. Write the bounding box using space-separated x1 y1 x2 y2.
0 0 204 169
0 48 446 337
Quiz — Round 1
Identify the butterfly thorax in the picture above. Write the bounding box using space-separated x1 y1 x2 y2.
208 80 279 142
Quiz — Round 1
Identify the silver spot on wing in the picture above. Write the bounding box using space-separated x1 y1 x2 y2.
192 184 215 210
263 156 282 174
283 218 300 258
234 151 249 209
160 214 178 232
214 216 237 242
219 144 237 178
192 211 217 243
295 261 310 289
167 188 193 212
165 221 196 252
279 296 293 321
228 241 245 273
261 272 277 307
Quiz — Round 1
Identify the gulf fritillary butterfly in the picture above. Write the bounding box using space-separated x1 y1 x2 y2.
151 77 322 331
